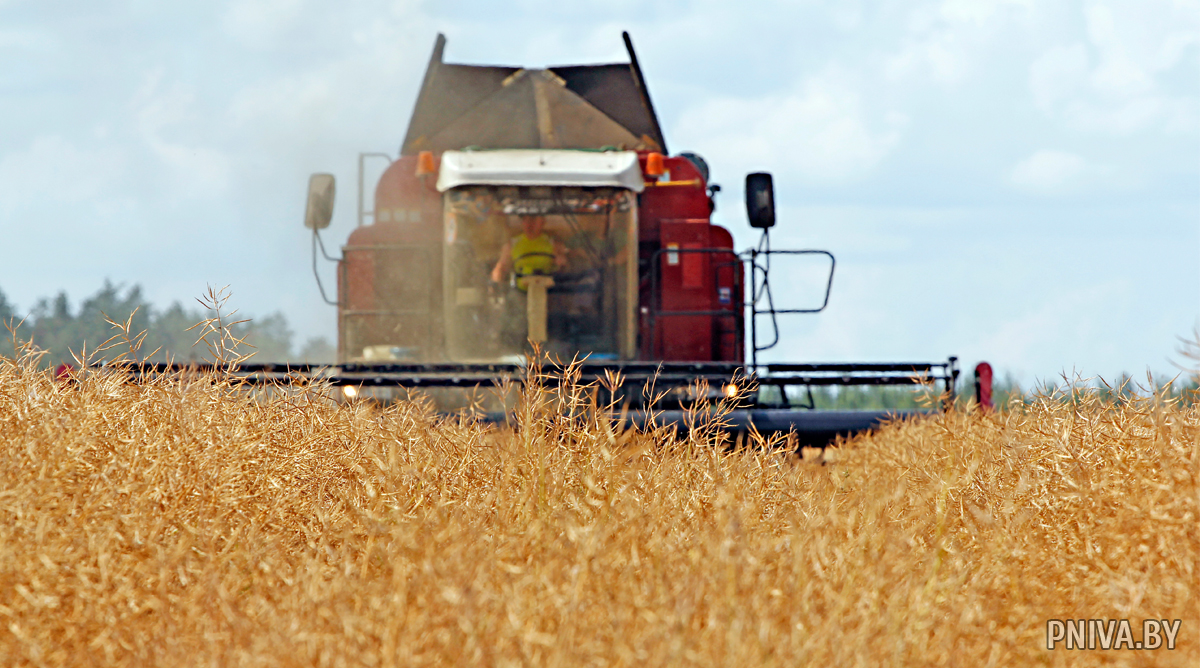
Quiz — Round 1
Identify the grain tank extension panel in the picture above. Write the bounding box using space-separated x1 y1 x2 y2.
401 33 668 155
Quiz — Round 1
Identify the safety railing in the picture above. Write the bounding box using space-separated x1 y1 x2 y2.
645 243 836 367
745 246 835 366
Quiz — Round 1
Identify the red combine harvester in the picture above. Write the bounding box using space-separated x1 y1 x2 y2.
295 32 987 444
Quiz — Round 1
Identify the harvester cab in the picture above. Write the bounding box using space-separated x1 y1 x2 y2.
436 150 642 363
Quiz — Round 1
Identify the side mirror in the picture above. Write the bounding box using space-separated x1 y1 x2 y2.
744 172 775 229
304 173 336 230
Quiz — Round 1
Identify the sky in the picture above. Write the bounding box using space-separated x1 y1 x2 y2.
2 0 1197 385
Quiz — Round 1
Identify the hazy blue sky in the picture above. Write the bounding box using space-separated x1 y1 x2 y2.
2 0 1197 384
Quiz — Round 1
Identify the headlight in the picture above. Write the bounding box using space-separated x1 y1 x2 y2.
342 386 359 399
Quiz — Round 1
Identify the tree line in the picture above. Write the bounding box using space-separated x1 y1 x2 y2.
0 282 334 368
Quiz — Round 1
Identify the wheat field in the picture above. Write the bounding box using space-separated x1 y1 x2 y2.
0 351 1196 667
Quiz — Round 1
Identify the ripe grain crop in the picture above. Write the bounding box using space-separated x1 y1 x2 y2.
0 351 1196 667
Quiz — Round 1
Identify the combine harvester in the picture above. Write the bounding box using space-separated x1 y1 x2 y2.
278 33 990 444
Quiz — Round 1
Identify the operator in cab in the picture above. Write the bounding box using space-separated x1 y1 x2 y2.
490 215 567 285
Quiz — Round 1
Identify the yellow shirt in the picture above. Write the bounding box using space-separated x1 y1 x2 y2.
511 233 556 276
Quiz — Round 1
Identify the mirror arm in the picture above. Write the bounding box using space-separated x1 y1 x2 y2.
314 227 341 262
312 231 339 306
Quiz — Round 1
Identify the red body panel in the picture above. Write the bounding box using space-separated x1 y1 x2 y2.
648 221 742 362
635 154 712 242
656 221 712 360
635 153 742 362
338 150 743 363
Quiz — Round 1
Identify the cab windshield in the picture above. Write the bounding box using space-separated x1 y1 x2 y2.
442 185 637 362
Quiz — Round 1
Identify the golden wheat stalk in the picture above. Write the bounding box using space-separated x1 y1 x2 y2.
0 341 1195 665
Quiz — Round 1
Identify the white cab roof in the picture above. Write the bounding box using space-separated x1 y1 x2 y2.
436 149 645 193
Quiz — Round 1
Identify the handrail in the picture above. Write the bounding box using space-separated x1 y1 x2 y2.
357 152 393 227
746 247 835 364
645 244 836 366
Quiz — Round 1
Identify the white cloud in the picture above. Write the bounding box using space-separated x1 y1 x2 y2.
221 0 305 48
1028 0 1200 134
885 36 967 84
1084 0 1198 91
1086 5 1154 96
970 279 1134 382
939 0 1033 24
1030 43 1089 112
1008 149 1095 194
0 135 124 215
675 74 903 186
0 27 53 50
228 71 337 134
884 0 1034 84
130 69 232 198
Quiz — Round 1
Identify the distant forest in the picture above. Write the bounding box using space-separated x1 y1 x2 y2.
0 282 334 368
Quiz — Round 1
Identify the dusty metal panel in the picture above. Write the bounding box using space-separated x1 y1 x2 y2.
418 70 542 151
549 63 664 151
401 34 521 155
416 69 646 153
534 71 646 149
401 33 668 155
